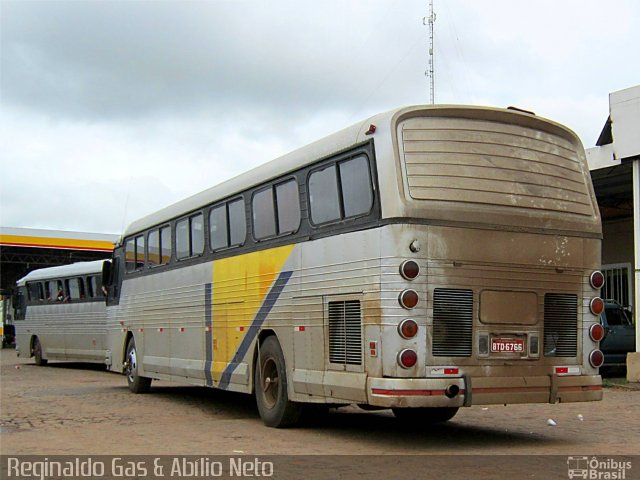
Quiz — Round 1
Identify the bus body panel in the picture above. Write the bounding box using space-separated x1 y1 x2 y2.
105 105 603 416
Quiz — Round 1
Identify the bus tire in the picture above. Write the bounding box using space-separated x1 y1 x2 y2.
392 407 458 424
125 338 151 393
33 337 47 366
254 335 302 428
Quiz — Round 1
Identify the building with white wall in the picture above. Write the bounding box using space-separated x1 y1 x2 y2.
586 85 640 380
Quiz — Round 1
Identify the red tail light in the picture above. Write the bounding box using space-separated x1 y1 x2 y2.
398 349 418 369
590 271 604 289
398 319 418 339
399 260 420 280
399 289 419 309
590 297 604 316
589 323 605 342
589 349 604 368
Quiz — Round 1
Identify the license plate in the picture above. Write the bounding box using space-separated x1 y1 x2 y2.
491 337 525 353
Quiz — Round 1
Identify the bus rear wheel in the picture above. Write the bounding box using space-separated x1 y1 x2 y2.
125 338 151 393
254 335 302 428
392 407 459 424
32 337 47 366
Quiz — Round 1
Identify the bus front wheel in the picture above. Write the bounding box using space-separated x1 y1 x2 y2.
254 336 302 428
125 338 152 393
32 337 47 366
392 407 459 424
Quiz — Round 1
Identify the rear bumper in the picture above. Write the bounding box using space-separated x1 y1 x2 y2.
367 374 602 408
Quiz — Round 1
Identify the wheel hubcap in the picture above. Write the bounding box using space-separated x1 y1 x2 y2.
127 348 137 383
261 357 279 408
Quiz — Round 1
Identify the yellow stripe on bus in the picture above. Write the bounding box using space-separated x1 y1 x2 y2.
0 234 115 252
211 244 295 383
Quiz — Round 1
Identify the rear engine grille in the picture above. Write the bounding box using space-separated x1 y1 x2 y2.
543 293 578 357
328 300 362 365
432 288 473 357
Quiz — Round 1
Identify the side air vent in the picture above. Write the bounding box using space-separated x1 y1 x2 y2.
544 293 578 357
328 300 362 365
432 288 473 357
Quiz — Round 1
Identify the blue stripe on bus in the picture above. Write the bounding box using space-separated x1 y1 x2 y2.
217 270 293 390
204 283 213 387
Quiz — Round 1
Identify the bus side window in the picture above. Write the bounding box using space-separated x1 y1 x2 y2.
228 198 246 246
308 165 340 225
176 213 204 259
209 204 228 250
27 282 44 303
125 235 145 272
160 225 172 264
125 238 136 272
87 276 95 298
252 187 276 240
65 277 85 300
339 155 373 218
275 179 301 234
148 229 160 266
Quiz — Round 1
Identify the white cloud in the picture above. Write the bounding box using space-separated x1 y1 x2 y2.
1 0 639 233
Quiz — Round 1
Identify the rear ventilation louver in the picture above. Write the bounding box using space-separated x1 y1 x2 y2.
432 288 473 357
328 300 363 365
544 293 578 357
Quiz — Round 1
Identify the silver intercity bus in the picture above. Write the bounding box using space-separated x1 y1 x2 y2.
15 260 108 365
102 105 605 427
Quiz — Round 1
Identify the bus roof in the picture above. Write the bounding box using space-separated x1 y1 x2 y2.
122 104 590 238
17 260 105 286
122 106 400 237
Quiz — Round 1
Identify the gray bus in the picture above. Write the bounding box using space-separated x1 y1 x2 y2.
102 105 605 427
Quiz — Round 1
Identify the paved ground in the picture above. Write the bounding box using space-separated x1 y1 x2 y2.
1 348 639 478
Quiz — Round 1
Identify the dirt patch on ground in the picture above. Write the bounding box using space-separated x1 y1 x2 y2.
2 348 639 459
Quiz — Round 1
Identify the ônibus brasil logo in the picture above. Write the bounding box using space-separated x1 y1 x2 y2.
567 456 632 480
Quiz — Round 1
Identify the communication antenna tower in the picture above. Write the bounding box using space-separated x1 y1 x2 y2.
423 0 436 104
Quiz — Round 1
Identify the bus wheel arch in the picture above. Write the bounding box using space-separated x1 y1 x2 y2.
31 336 47 366
254 333 301 428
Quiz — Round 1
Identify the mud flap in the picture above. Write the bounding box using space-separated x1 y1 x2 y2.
549 374 559 404
463 375 473 407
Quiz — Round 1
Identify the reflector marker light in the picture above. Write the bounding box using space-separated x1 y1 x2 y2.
430 367 460 376
235 326 245 332
399 289 419 309
399 260 420 280
590 271 604 289
590 297 604 316
397 349 418 369
555 366 580 376
369 341 378 357
398 319 418 339
589 323 605 342
294 326 305 332
589 350 604 368
138 328 144 333
178 327 185 333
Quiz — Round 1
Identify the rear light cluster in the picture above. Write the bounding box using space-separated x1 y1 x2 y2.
588 270 605 369
589 323 605 342
397 259 420 369
589 349 605 368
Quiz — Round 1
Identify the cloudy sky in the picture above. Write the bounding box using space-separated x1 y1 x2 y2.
1 0 638 234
